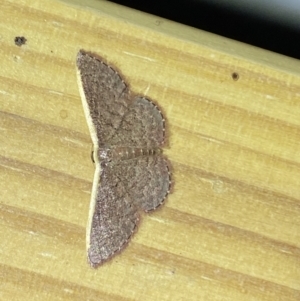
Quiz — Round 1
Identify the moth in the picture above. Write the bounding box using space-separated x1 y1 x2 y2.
76 50 171 267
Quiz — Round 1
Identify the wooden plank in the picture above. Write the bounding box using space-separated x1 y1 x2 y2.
0 0 299 300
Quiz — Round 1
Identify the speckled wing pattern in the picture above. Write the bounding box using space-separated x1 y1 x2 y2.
76 50 171 267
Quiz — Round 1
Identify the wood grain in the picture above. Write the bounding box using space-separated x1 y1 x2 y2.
0 0 299 300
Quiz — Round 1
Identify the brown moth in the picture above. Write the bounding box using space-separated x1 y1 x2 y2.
76 50 171 267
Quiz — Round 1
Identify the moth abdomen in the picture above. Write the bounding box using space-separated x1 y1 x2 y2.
99 147 162 161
